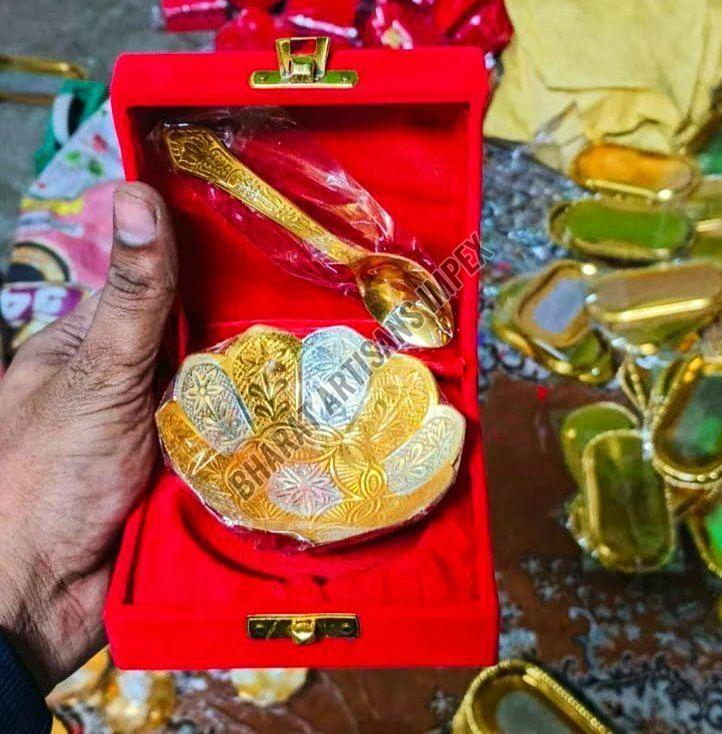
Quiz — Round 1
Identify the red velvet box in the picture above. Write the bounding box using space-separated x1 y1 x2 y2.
107 44 498 669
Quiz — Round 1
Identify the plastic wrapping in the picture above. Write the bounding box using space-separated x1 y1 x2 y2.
361 1 441 49
159 0 229 32
216 8 286 51
150 108 429 290
149 109 454 349
208 0 513 52
156 324 465 547
284 0 360 45
447 0 513 53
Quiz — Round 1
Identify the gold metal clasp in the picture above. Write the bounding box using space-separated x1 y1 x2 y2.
0 54 87 105
250 37 358 89
247 614 360 645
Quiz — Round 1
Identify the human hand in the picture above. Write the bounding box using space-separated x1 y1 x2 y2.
0 182 177 691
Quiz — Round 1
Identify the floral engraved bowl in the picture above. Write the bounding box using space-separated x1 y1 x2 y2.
156 325 466 545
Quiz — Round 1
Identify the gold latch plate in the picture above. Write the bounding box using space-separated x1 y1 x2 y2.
250 37 358 89
247 614 360 645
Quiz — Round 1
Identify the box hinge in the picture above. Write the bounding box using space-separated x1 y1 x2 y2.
247 614 360 645
250 37 358 89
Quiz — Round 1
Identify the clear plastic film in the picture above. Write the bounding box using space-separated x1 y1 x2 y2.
155 323 466 548
149 108 454 350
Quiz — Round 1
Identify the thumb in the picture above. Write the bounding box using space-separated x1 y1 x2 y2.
77 182 178 375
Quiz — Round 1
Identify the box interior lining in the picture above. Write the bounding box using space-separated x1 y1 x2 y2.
121 101 487 610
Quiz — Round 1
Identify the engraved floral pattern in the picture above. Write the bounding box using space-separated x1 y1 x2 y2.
267 463 342 518
176 356 252 456
384 406 465 496
301 326 372 429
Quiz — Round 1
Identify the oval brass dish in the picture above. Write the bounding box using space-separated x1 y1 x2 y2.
651 355 722 491
686 501 722 578
687 177 722 261
515 260 590 349
491 276 536 357
491 262 613 385
548 198 693 264
561 402 638 486
586 261 722 353
156 325 465 546
451 659 612 734
570 143 699 201
684 176 722 222
579 429 674 573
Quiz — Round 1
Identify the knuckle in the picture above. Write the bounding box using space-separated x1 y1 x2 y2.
105 262 175 307
106 262 154 300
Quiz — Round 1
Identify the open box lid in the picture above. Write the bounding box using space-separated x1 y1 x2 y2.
107 40 498 669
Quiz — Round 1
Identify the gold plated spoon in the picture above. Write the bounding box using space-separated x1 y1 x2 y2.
163 125 454 348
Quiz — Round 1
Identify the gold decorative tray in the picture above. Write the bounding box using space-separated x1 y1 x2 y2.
452 659 612 733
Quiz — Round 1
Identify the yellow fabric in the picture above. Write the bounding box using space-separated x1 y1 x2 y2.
485 0 722 171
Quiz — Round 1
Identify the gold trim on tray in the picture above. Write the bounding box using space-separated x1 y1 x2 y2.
451 659 612 734
250 36 359 89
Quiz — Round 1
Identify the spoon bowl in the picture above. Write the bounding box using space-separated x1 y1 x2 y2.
352 252 453 347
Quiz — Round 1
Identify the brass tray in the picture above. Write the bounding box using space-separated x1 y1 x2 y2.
570 143 699 201
586 261 722 353
548 198 693 264
491 262 613 385
686 501 722 578
576 429 674 573
451 659 612 733
560 402 638 486
651 355 722 490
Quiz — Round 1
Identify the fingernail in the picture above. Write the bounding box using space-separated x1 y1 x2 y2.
114 190 157 247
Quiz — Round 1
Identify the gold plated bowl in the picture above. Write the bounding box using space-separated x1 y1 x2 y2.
156 325 465 546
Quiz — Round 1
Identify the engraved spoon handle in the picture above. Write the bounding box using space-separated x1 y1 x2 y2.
164 126 363 266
